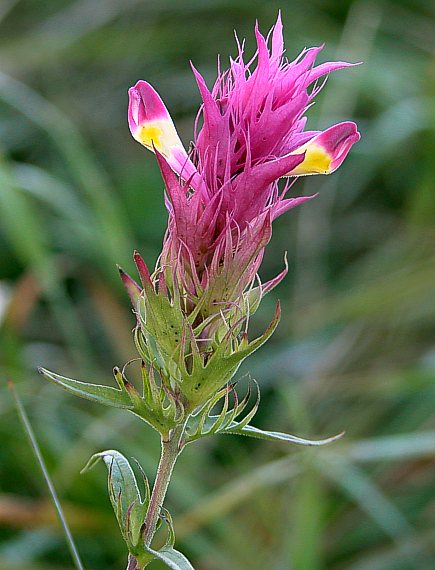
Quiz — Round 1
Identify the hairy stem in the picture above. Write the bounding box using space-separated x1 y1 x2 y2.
143 422 186 547
126 554 139 570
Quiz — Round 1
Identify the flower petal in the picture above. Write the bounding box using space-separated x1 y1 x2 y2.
128 80 197 180
286 121 360 176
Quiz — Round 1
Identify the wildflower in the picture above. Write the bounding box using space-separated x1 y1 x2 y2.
41 17 359 566
127 13 359 324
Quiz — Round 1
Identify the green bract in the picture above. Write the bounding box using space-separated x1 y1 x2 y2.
135 276 282 410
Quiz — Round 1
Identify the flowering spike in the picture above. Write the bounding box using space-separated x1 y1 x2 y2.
123 16 360 413
39 19 361 564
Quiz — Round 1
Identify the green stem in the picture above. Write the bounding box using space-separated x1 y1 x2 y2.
143 422 186 547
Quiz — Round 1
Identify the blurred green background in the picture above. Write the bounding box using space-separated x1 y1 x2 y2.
1 0 434 569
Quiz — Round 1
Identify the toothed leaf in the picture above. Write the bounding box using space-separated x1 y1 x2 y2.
183 302 281 407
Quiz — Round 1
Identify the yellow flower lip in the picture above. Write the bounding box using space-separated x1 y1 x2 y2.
134 119 182 157
138 124 164 152
290 144 332 176
287 121 360 177
128 81 199 182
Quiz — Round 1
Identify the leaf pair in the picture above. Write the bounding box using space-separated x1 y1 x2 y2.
82 450 149 551
83 450 194 569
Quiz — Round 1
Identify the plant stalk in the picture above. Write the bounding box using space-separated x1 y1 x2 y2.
143 422 186 546
126 554 139 569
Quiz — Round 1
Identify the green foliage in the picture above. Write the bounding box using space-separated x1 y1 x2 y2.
179 302 281 409
147 546 194 570
82 450 154 567
38 368 134 409
185 381 343 446
38 365 183 437
146 511 195 570
82 451 195 569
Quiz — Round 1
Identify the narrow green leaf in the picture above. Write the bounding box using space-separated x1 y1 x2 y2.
231 381 260 431
224 424 344 446
347 430 435 462
207 386 231 435
39 368 133 409
160 508 176 548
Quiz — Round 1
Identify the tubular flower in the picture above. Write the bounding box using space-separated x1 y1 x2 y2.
128 80 197 182
124 14 360 406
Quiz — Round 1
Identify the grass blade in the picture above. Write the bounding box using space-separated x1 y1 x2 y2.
8 381 85 570
319 454 433 569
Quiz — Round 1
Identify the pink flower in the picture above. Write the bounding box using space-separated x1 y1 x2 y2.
128 80 198 183
127 14 360 319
